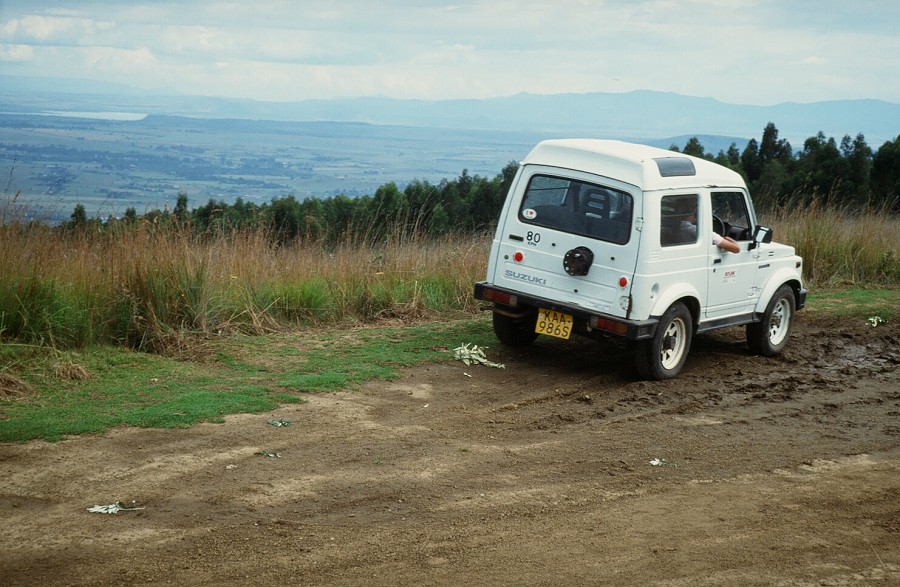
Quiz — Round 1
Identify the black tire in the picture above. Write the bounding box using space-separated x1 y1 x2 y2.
492 310 539 347
747 284 795 356
635 302 693 380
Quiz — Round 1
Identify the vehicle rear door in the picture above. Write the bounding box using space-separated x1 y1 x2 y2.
491 165 640 318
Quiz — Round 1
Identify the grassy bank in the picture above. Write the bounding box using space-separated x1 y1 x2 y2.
766 201 900 286
0 317 497 442
1 288 897 442
0 223 488 351
1 202 898 354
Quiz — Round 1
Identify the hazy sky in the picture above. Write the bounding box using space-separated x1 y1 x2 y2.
1 1 898 106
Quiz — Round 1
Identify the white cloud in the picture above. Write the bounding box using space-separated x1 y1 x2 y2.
0 43 35 61
0 0 898 105
3 14 114 44
799 56 828 66
84 46 158 72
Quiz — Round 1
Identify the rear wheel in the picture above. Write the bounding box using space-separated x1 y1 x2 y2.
747 285 795 356
492 309 539 347
635 302 692 380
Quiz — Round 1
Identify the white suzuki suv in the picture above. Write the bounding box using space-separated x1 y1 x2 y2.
474 139 806 380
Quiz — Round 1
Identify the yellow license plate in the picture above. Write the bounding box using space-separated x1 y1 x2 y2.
535 308 573 339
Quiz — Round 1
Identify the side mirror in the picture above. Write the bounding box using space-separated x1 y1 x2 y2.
750 225 773 249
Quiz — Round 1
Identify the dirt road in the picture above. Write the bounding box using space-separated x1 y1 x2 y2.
1 314 898 586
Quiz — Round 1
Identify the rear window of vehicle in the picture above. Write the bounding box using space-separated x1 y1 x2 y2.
519 175 633 245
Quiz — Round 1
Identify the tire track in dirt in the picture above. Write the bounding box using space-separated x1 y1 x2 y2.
0 315 898 586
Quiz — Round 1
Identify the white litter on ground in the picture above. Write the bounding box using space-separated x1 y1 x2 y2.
867 316 885 328
452 343 505 369
87 501 145 514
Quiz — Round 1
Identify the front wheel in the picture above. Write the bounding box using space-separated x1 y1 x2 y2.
635 302 693 380
747 285 795 356
492 309 539 347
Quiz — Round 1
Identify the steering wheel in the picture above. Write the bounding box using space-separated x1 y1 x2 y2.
712 215 725 236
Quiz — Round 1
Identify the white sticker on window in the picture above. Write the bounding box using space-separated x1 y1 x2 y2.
522 208 537 220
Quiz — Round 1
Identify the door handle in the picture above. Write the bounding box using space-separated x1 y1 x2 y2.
713 258 722 264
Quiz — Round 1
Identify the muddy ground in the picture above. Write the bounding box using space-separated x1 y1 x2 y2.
1 314 898 586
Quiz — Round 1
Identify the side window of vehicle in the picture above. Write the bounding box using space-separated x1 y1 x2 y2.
519 175 633 244
660 194 699 246
711 191 752 241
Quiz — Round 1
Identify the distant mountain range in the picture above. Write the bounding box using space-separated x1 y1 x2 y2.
3 74 899 149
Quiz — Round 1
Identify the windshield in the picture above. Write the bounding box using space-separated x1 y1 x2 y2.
519 174 633 245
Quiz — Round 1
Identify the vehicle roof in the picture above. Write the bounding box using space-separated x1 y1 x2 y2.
521 139 747 192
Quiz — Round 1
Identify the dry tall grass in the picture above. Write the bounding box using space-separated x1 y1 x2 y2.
0 220 490 350
763 200 900 286
2 202 897 351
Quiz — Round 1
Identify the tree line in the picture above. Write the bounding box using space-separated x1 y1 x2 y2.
65 122 900 241
68 164 519 244
679 123 899 211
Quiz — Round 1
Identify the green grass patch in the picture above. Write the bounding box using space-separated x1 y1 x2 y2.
0 316 496 442
803 287 900 320
0 345 304 442
260 317 494 392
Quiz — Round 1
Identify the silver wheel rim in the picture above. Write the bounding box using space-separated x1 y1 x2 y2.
768 298 792 346
660 317 687 370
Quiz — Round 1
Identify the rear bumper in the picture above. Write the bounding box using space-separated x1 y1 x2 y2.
474 281 658 341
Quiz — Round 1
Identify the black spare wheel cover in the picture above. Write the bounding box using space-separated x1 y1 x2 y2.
563 246 594 276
